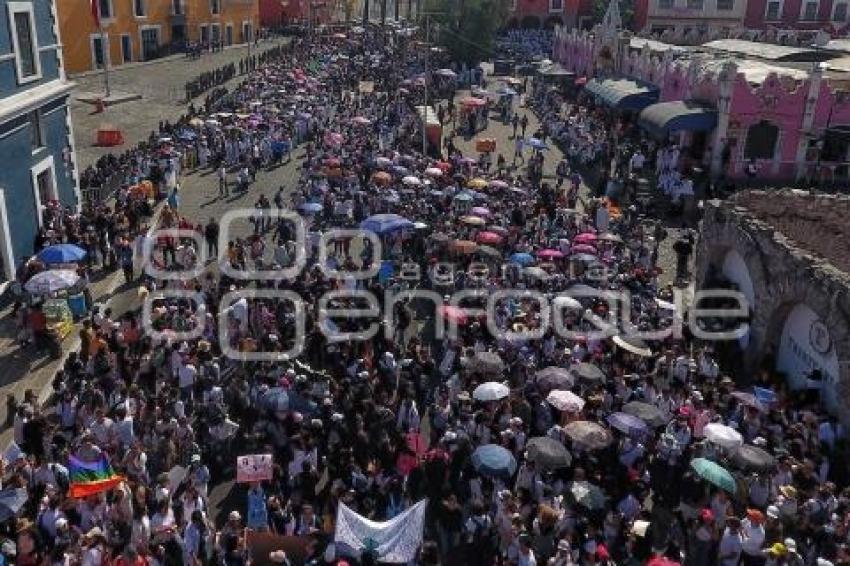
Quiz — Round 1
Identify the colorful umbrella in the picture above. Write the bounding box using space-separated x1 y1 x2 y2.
690 457 737 493
424 167 443 177
574 232 598 244
571 244 597 255
468 178 488 189
451 239 478 254
438 305 469 325
402 175 422 186
460 215 486 226
470 206 491 217
372 171 392 185
489 179 509 189
25 269 80 294
360 214 414 235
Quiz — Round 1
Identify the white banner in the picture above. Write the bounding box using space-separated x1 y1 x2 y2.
334 499 428 563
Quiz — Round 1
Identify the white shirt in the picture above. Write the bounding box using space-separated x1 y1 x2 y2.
740 519 765 555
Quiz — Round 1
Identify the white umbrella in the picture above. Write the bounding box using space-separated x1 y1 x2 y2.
546 390 585 413
24 269 80 294
472 381 510 402
425 167 443 177
402 175 422 186
553 295 582 311
704 423 744 450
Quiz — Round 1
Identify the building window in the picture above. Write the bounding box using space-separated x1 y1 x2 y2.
226 23 233 45
658 0 674 9
550 0 562 10
92 34 107 69
834 2 848 21
8 3 41 84
30 110 43 151
172 0 184 15
510 0 517 10
210 0 221 15
717 0 733 10
98 0 114 19
801 0 818 19
242 22 252 43
765 0 782 20
121 33 132 62
744 120 779 160
133 0 146 17
687 0 703 8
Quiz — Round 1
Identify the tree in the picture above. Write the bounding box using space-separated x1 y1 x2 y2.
425 0 509 66
592 0 634 30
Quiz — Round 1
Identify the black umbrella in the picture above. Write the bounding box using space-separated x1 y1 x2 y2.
535 366 575 392
622 401 669 427
571 362 607 382
732 445 777 472
526 437 572 469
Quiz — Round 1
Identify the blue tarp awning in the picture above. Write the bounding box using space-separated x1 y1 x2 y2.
638 100 718 139
584 77 659 110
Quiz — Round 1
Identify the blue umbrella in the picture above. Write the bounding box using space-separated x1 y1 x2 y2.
299 202 323 214
607 412 649 437
509 252 535 266
37 243 87 264
454 191 475 202
472 444 517 478
359 214 414 235
526 137 549 151
753 386 777 405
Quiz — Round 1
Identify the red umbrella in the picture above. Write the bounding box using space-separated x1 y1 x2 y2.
647 557 681 566
571 244 597 255
476 231 503 245
434 161 452 172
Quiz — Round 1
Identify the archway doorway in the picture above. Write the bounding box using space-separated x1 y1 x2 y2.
776 303 840 413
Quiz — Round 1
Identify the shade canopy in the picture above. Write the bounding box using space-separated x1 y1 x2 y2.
638 100 718 139
585 78 659 110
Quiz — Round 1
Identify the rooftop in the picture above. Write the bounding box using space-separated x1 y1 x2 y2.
701 39 832 62
730 190 850 276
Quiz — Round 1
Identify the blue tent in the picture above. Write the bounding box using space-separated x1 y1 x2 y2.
359 214 414 235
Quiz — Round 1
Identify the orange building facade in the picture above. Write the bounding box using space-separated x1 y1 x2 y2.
58 0 260 74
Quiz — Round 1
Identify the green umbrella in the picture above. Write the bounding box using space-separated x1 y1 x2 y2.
690 458 736 493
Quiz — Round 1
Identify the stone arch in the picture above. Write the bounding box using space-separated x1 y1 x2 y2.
521 15 542 29
544 16 563 29
753 273 850 419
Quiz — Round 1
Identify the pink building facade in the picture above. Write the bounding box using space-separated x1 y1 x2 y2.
553 25 850 181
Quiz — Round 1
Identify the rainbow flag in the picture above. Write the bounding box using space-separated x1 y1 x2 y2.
68 455 124 498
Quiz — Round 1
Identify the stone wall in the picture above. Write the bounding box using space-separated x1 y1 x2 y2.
696 190 850 419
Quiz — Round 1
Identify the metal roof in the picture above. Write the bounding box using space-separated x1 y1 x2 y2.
701 39 819 61
629 37 687 53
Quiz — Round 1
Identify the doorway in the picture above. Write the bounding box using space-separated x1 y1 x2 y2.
140 27 159 60
121 34 132 63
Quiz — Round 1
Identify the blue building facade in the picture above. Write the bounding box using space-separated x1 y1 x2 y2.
0 0 79 282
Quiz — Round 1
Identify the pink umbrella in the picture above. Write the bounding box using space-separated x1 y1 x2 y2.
470 206 491 217
324 132 343 146
476 231 503 245
439 305 469 324
537 249 565 260
571 244 597 255
574 232 598 244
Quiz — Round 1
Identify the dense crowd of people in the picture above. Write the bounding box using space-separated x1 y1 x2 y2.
5 24 850 566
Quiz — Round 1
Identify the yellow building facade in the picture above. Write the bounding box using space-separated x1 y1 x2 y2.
58 0 260 74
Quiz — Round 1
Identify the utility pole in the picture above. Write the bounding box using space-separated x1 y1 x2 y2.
422 13 429 155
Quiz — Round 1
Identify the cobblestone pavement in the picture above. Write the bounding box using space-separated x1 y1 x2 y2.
70 38 289 169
